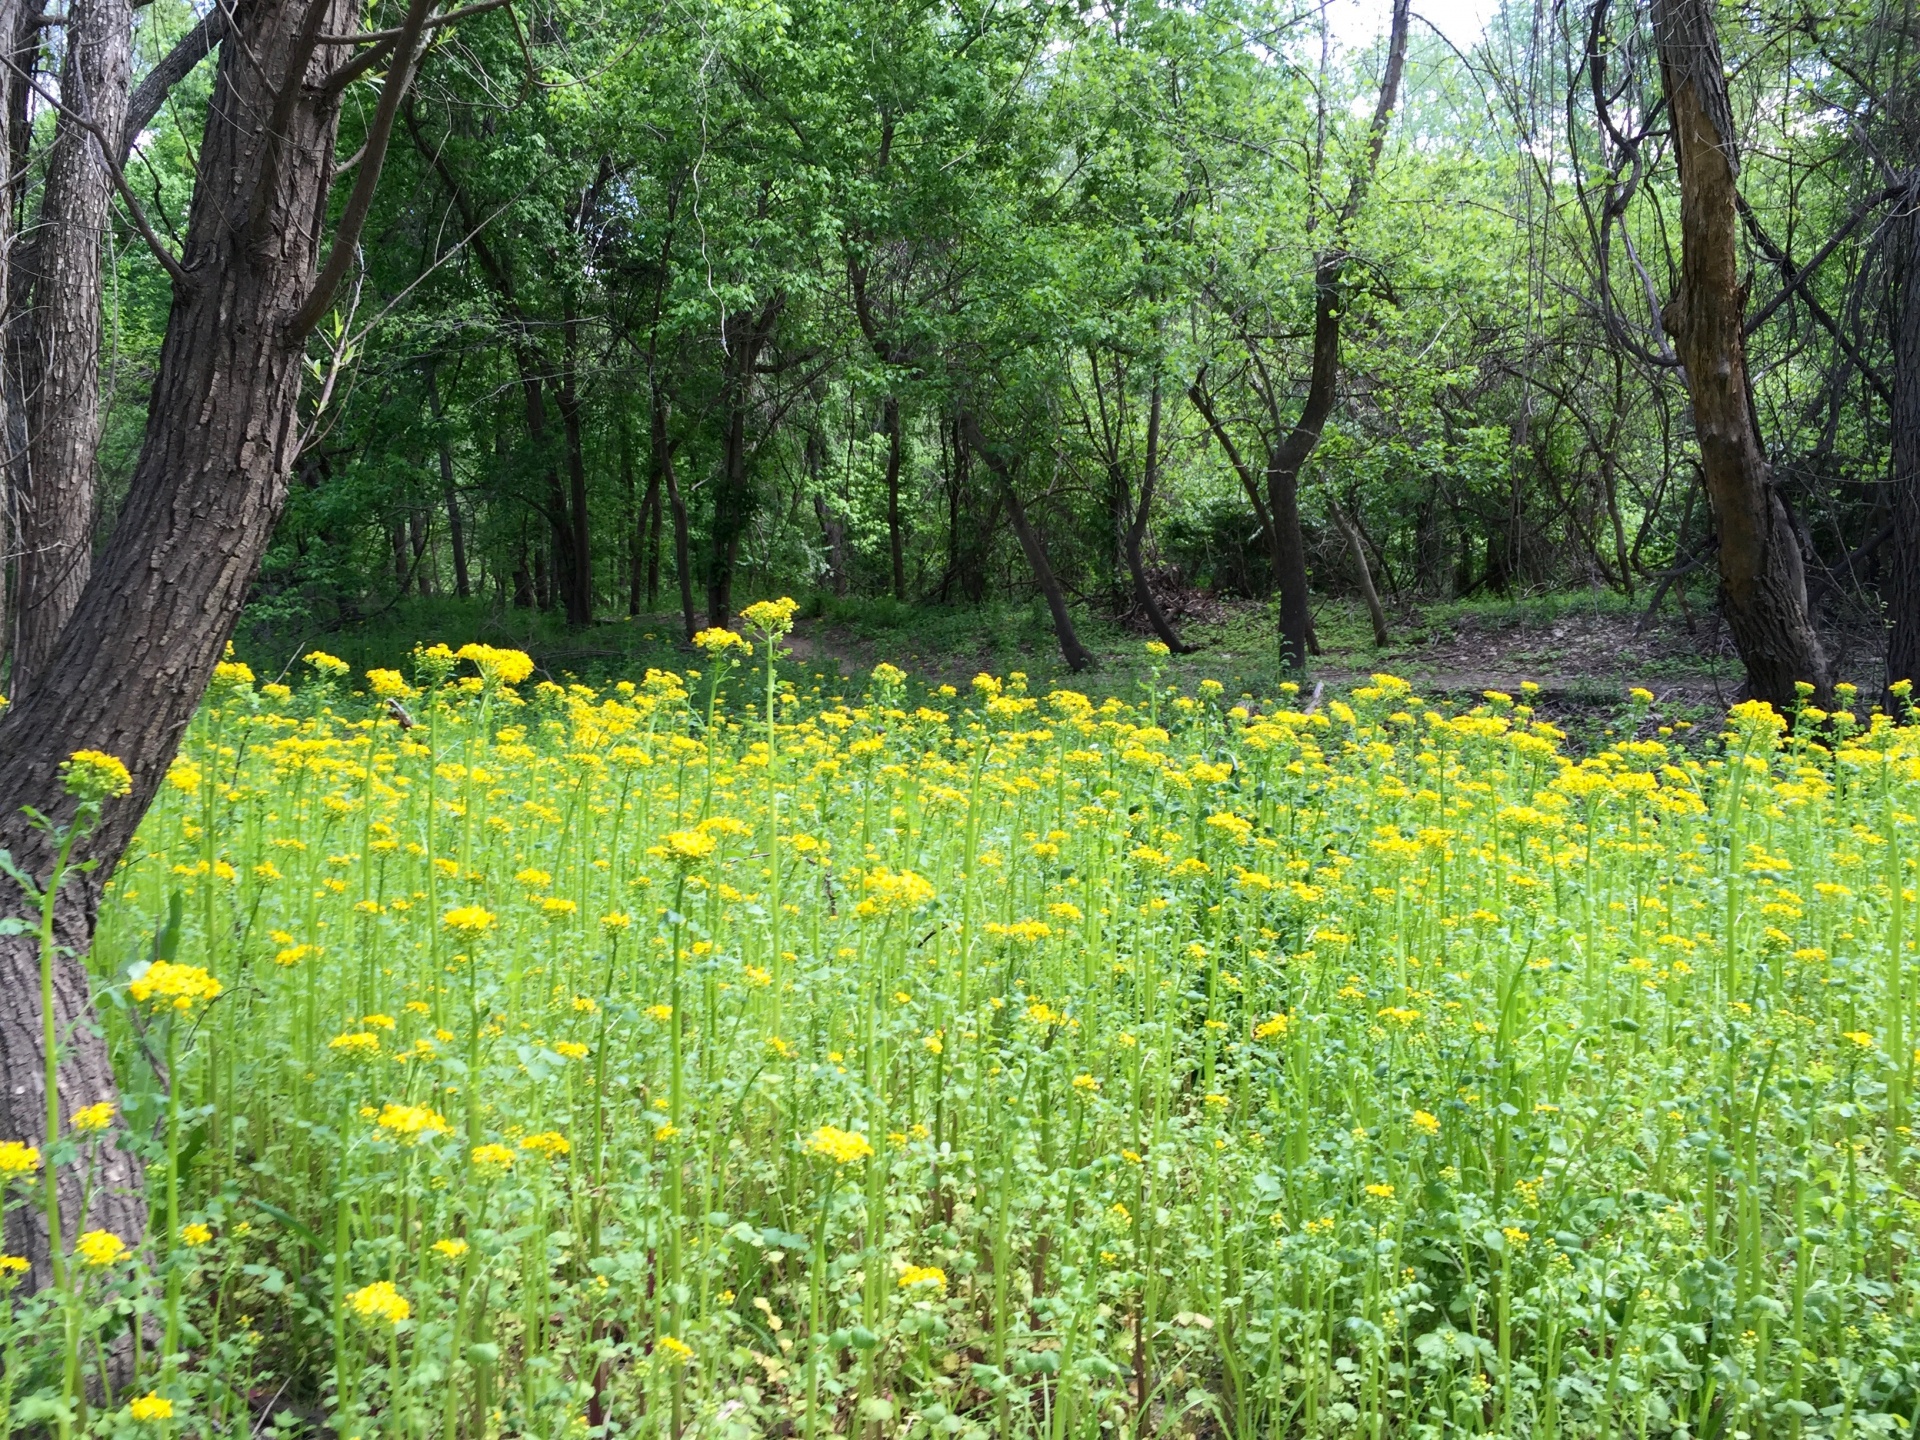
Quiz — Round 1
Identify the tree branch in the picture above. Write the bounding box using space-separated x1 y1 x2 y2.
0 51 192 287
318 0 509 44
118 4 225 166
288 0 438 336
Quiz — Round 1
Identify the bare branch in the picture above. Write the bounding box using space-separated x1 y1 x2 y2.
0 51 191 287
288 0 439 335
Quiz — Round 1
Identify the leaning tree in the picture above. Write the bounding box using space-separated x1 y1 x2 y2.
0 0 488 1285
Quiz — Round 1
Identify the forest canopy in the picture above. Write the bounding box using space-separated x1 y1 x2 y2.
47 0 1914 701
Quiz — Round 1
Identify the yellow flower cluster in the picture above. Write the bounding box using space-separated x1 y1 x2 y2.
806 1125 874 1165
347 1280 410 1325
129 960 222 1011
63 748 132 801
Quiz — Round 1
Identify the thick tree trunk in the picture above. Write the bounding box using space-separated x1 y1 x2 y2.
426 363 470 598
8 0 133 697
0 0 429 1285
1887 176 1920 704
1652 0 1829 707
960 413 1092 672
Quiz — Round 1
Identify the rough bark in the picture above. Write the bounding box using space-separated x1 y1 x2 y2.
0 0 434 1285
1889 175 1920 703
0 0 26 672
8 0 134 698
960 413 1092 672
1652 0 1830 707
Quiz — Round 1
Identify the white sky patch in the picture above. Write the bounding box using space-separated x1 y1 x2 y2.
1324 0 1502 54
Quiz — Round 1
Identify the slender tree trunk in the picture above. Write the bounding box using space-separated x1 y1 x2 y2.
1652 0 1829 706
1261 0 1409 671
391 517 410 590
654 391 697 642
514 543 535 609
814 496 850 596
960 413 1092 672
709 396 747 627
410 507 433 595
646 477 663 609
1190 381 1313 652
637 416 660 622
426 363 469 598
7 0 133 697
1888 174 1920 702
0 0 423 1284
704 300 778 629
1122 381 1190 652
1328 497 1389 646
558 298 592 626
883 394 905 600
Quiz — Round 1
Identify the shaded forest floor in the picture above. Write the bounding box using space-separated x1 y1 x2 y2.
239 585 1887 745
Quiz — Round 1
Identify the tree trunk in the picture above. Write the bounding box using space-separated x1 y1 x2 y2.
1886 175 1920 704
1121 381 1190 652
409 507 433 595
646 474 663 609
883 394 905 600
391 517 410 590
558 297 592 626
514 544 535 609
1328 497 1389 647
426 363 469 598
960 413 1092 672
1652 0 1829 707
807 425 848 596
7 0 133 698
1261 0 1409 671
0 0 27 671
1190 379 1311 653
0 0 432 1286
633 416 664 622
654 390 698 642
705 299 778 629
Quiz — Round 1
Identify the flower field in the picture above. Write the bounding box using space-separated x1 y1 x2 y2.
11 618 1920 1439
